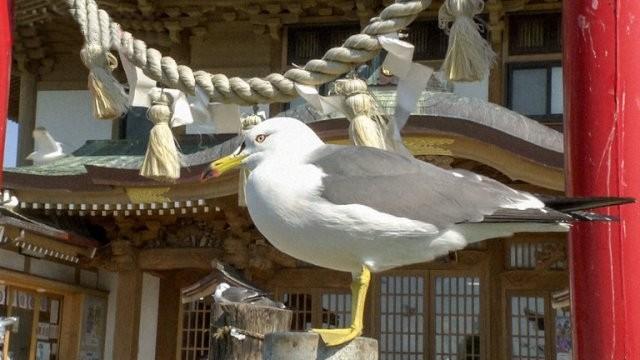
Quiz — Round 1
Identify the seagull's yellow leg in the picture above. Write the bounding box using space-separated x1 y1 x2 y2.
311 265 371 346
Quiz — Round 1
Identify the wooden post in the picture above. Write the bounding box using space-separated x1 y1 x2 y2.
263 333 378 360
113 270 143 360
2 331 10 360
17 71 37 166
28 294 42 360
210 303 291 360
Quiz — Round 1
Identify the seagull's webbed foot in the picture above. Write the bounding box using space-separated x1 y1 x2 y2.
311 326 362 346
310 265 371 347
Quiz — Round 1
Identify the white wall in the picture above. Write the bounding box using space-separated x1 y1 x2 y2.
98 270 118 360
137 273 160 360
452 75 489 101
35 90 113 154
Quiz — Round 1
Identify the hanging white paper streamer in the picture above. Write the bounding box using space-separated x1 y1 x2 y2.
378 34 434 130
119 49 156 107
294 83 348 116
120 50 240 133
211 103 241 133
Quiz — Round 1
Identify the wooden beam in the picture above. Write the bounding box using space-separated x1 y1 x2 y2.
113 269 143 360
137 248 222 270
28 294 42 360
266 268 351 289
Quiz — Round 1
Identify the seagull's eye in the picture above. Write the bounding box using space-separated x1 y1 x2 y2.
255 134 268 143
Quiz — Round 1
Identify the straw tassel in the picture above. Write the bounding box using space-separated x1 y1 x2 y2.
80 44 129 120
140 91 181 182
438 0 496 82
334 78 409 154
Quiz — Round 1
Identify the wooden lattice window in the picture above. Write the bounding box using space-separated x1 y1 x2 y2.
509 295 547 360
379 274 426 359
180 297 212 360
280 290 352 330
509 13 562 55
507 239 567 270
282 292 314 330
433 276 481 360
321 292 352 329
407 20 449 61
287 24 360 66
508 292 572 360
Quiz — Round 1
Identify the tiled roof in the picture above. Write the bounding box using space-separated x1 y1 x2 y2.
6 134 239 176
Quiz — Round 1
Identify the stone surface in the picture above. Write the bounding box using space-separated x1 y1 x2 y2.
263 332 378 360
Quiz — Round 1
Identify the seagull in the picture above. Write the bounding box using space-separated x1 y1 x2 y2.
201 116 632 346
26 127 66 165
213 282 285 309
0 317 17 333
1 190 18 211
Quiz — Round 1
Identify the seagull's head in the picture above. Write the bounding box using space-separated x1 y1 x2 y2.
202 117 324 180
214 282 231 298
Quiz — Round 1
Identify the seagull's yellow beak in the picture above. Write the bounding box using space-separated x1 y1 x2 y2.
201 153 247 181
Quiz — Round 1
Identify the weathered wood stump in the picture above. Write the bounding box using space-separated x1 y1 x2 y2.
263 332 378 360
209 303 292 360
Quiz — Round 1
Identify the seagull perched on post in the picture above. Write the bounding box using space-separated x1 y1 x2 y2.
202 117 632 346
213 282 285 309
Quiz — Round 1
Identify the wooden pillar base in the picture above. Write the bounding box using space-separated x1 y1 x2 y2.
210 303 292 360
263 333 378 360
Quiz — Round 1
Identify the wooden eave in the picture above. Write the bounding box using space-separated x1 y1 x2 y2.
0 213 100 263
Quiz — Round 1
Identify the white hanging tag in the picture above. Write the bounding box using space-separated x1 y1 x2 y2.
294 83 347 116
378 34 434 130
211 103 241 133
118 49 156 107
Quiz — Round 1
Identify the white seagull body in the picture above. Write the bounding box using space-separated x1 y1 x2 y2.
246 162 565 273
203 117 626 346
241 118 567 273
26 127 66 165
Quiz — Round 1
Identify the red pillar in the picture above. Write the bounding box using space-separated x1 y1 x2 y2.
0 0 12 186
564 1 640 359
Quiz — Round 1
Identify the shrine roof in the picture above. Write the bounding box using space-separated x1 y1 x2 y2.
3 89 565 195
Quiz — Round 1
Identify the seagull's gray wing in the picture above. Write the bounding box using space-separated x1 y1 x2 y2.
221 287 262 303
308 145 568 229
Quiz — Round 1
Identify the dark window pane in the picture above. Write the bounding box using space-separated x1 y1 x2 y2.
287 24 360 66
511 68 548 116
407 20 449 61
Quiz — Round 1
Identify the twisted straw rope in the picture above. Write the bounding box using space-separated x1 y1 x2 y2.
64 0 431 106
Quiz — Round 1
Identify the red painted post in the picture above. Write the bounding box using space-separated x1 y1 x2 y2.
564 1 640 359
617 2 640 358
0 0 12 186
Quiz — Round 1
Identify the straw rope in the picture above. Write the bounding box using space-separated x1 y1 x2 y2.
64 0 431 106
